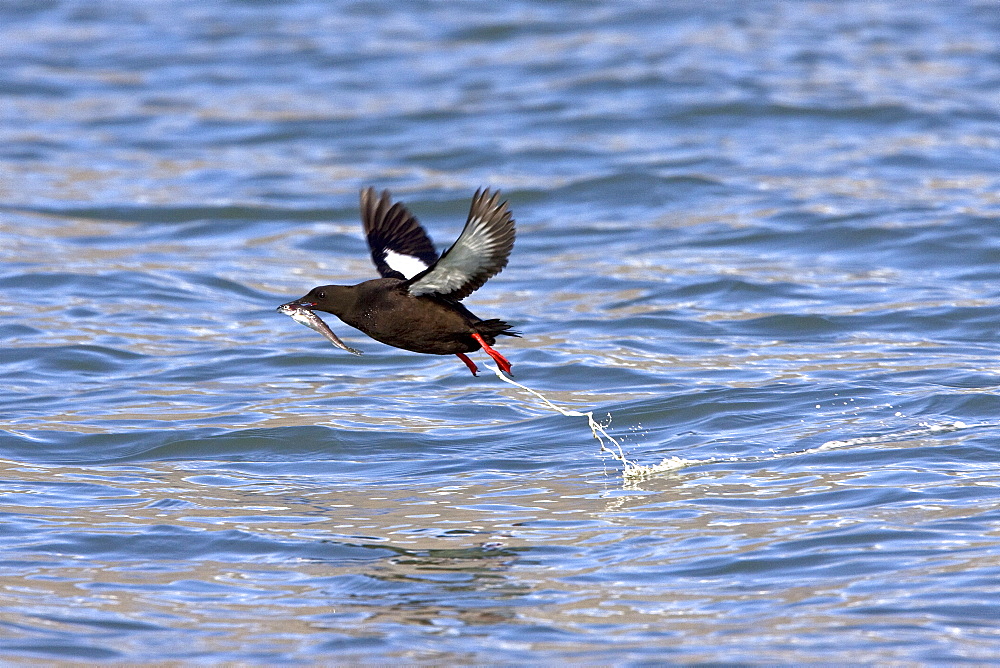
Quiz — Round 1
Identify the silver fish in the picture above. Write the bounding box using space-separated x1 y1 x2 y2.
277 302 363 355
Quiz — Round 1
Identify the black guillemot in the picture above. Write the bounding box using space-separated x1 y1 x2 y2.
278 187 519 376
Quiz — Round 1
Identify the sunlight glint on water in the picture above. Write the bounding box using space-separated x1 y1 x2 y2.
3 0 1000 663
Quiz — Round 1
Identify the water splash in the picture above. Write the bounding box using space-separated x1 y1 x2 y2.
623 421 981 484
486 365 810 482
490 364 983 483
489 363 664 479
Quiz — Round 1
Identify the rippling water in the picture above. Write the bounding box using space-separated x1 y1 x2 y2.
4 0 1000 663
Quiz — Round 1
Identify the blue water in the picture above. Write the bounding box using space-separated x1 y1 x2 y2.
3 0 1000 662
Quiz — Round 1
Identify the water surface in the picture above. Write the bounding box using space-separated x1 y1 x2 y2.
3 0 1000 663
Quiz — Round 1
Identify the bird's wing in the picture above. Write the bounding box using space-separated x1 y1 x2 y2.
361 187 439 280
405 188 515 301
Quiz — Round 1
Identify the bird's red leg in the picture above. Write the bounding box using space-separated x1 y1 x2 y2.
456 352 479 376
472 333 512 375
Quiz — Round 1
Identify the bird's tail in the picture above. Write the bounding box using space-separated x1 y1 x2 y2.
475 319 521 338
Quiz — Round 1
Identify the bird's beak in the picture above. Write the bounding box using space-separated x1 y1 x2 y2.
277 299 316 312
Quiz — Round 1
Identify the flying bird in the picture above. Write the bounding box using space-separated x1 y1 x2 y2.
279 187 519 376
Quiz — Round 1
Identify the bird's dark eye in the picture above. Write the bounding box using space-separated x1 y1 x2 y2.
316 290 326 300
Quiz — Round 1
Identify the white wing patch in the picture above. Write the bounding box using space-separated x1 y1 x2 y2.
384 249 430 279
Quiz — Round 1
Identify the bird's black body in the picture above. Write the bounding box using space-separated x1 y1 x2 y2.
298 278 516 356
279 188 518 375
